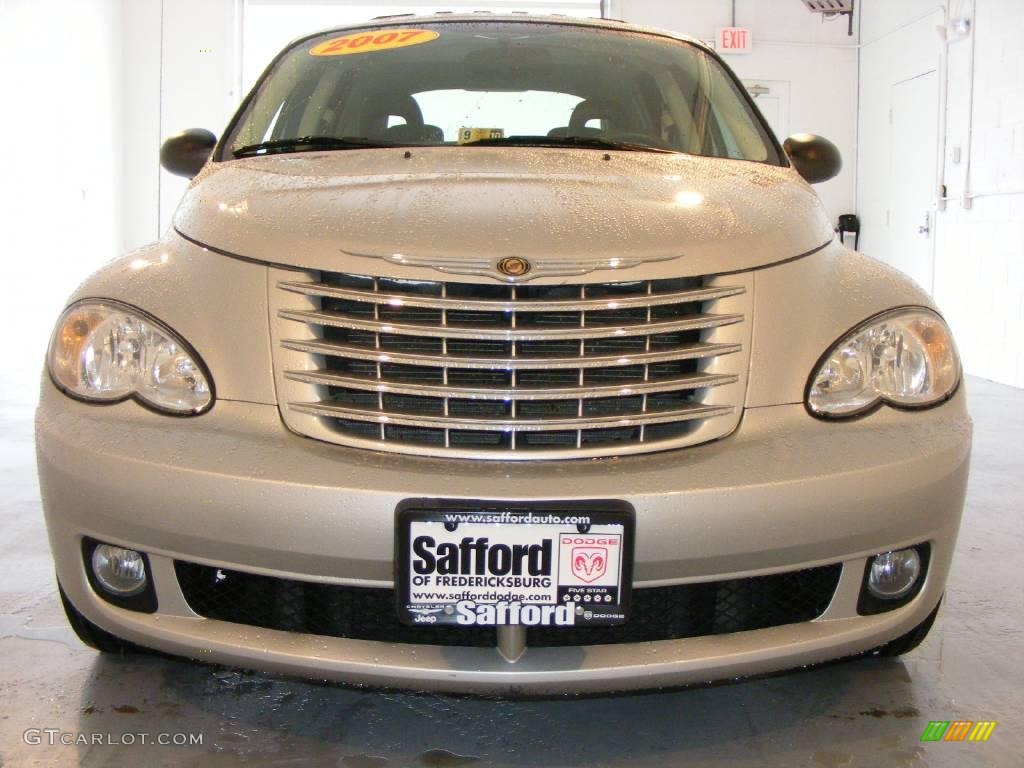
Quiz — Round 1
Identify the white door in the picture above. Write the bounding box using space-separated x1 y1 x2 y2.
887 71 939 293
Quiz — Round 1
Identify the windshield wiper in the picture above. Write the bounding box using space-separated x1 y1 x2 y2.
232 136 400 158
461 135 676 154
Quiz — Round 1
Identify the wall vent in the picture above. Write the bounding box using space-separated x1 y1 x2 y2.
800 0 853 11
800 0 854 35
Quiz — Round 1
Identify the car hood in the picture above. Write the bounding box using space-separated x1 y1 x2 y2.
174 147 834 281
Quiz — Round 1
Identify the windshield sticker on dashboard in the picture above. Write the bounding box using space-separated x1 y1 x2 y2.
310 29 440 56
458 128 505 144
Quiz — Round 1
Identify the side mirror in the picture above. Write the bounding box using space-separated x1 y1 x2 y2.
783 133 842 184
160 129 217 178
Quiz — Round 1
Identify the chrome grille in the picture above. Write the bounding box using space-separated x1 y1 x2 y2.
271 268 752 460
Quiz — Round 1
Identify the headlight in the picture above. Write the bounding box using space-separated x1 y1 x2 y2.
807 308 959 418
48 300 213 415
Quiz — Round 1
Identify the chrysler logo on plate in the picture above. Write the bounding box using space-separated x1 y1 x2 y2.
496 257 531 278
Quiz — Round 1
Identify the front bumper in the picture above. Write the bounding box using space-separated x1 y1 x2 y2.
36 382 971 694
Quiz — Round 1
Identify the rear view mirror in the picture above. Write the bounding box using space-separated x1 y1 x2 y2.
160 129 217 178
784 133 841 184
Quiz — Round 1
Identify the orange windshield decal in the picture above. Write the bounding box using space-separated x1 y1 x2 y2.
310 29 439 56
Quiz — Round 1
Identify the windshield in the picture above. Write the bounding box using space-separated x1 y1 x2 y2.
221 20 783 164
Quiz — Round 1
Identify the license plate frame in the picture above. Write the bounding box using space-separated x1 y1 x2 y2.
395 500 634 628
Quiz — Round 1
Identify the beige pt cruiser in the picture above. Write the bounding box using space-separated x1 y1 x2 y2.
37 15 972 695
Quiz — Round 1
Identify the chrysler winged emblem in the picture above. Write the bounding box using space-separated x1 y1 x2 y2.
496 256 531 278
344 249 681 282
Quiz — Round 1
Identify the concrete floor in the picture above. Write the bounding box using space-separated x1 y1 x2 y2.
1 376 1020 767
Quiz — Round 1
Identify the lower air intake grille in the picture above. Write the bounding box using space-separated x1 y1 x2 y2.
174 561 496 648
174 562 841 648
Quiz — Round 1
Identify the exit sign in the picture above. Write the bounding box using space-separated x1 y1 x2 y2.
717 27 753 54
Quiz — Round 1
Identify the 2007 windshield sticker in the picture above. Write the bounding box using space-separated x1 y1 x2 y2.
309 29 439 56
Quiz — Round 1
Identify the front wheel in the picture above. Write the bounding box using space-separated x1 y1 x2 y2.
870 599 942 657
58 582 137 654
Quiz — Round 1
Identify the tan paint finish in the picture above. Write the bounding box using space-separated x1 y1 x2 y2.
175 149 834 281
747 240 939 407
37 385 969 693
64 236 276 405
37 384 969 586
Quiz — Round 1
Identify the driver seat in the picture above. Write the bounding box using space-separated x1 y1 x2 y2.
549 98 629 138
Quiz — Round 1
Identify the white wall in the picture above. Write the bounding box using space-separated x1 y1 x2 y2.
935 0 1024 388
611 0 860 224
859 0 1024 388
0 0 123 405
855 0 943 262
120 0 162 253
117 0 246 244
158 0 244 233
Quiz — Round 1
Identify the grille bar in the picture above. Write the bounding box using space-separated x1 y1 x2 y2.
285 369 737 400
280 279 746 312
291 400 733 431
278 308 743 341
271 269 752 459
281 338 742 369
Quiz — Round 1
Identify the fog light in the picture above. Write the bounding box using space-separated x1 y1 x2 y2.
867 549 921 599
91 544 147 596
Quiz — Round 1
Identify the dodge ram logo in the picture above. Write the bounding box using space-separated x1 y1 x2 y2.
571 547 607 583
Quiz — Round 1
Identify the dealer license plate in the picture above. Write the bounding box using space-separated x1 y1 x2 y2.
396 503 634 628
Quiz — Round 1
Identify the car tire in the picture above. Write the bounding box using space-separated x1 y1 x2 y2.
58 582 137 654
871 599 942 657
